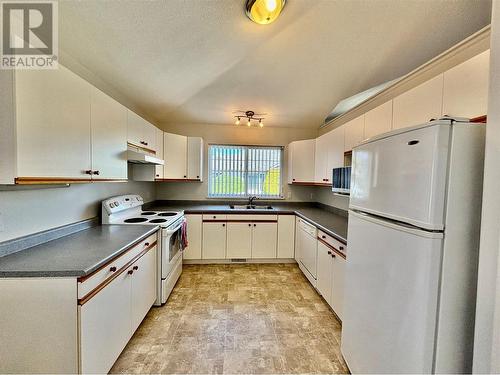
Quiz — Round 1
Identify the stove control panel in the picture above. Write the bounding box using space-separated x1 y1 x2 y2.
102 194 144 214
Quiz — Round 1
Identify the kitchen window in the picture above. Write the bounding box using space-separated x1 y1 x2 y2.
208 145 283 199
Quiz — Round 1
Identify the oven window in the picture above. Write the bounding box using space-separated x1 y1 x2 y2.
169 228 181 261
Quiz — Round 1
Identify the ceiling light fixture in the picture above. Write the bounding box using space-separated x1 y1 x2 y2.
245 0 286 25
233 110 266 128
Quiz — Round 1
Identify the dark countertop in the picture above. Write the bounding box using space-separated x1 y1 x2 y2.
0 225 159 278
145 201 348 244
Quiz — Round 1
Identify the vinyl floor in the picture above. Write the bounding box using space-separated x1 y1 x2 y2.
110 263 349 374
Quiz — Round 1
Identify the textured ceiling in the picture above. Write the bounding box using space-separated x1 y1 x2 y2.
59 0 491 128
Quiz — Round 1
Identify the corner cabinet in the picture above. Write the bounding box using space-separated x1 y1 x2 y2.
287 139 316 184
315 126 345 183
162 133 203 181
0 66 129 184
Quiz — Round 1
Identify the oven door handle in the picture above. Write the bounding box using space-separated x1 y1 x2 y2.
164 218 185 235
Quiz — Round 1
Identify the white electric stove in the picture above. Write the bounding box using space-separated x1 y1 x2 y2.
101 194 184 305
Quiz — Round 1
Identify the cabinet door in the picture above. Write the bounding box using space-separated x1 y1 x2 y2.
143 122 157 152
277 215 295 258
90 88 127 180
364 101 393 139
164 132 188 179
130 247 157 334
392 74 444 130
187 137 203 180
331 255 346 321
227 222 252 258
252 222 277 258
126 110 145 148
183 215 202 260
288 139 315 183
155 128 164 179
316 241 333 304
326 126 345 177
314 134 329 183
15 66 92 179
202 222 226 259
442 50 490 119
80 271 131 374
294 216 302 262
344 115 365 152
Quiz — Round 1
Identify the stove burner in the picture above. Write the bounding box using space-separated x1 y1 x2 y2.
141 212 157 216
157 212 177 217
124 218 148 223
149 218 168 223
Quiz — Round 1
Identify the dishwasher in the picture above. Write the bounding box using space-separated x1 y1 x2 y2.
296 218 318 287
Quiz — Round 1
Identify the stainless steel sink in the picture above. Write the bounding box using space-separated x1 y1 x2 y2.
230 204 273 210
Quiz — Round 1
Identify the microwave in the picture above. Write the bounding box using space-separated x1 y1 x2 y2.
332 166 351 194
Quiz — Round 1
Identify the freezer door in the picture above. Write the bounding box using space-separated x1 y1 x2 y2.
341 211 443 374
350 122 450 230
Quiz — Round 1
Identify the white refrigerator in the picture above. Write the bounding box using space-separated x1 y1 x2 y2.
341 119 485 374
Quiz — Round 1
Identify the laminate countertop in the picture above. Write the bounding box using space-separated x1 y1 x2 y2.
0 225 159 278
145 201 349 244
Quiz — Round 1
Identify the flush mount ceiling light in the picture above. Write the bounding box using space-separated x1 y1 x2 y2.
245 0 286 25
234 110 266 128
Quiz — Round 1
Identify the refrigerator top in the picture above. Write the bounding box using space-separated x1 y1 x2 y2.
354 117 470 149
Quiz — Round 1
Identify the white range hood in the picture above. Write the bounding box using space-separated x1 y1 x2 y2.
127 148 164 165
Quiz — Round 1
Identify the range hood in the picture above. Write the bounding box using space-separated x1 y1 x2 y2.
127 147 164 165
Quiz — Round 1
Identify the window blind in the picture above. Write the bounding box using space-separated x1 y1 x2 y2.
208 145 282 198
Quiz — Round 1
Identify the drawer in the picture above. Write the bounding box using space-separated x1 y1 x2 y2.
226 214 278 221
203 214 227 221
318 230 347 253
78 232 158 299
297 218 317 236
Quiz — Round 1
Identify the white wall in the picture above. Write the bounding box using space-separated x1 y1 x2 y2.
156 122 318 202
473 1 500 373
0 181 155 242
314 186 350 211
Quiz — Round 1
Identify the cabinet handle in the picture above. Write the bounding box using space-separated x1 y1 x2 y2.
184 175 187 178
133 265 139 270
339 246 344 250
222 223 225 227
84 170 92 175
248 224 251 227
109 266 117 272
322 235 326 239
325 179 329 181
331 253 336 258
292 178 296 181
254 224 256 227
144 242 150 246
156 174 160 177
196 176 199 178
144 142 148 146
213 216 216 219
92 170 100 175
327 251 332 255
128 270 134 275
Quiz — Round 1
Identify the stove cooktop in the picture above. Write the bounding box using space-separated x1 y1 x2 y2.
114 210 183 227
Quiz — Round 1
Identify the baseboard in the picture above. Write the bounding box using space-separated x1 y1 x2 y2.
183 258 297 265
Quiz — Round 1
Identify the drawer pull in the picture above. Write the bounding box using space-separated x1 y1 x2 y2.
128 270 134 275
322 235 326 239
133 266 139 270
339 246 344 250
144 242 150 246
331 253 336 258
327 251 331 255
248 224 251 227
222 223 225 227
109 266 117 272
213 216 216 219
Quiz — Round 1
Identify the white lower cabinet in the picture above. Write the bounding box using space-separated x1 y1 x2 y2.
251 222 277 258
227 222 253 258
79 245 157 374
316 241 334 303
183 215 202 260
331 253 346 321
80 270 132 374
277 215 295 258
202 222 227 259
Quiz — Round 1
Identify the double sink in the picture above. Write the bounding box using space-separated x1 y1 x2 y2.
229 204 273 210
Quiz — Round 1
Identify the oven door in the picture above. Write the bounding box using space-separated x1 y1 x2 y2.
161 218 184 279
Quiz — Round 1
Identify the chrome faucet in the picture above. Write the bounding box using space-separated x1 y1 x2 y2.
248 196 257 206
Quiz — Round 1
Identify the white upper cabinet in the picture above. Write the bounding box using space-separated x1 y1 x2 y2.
288 139 315 183
15 66 93 181
90 88 128 180
393 74 444 130
155 128 164 179
314 134 329 183
127 110 157 151
443 50 490 119
364 101 393 139
163 132 188 179
314 126 345 183
187 137 203 180
344 115 365 152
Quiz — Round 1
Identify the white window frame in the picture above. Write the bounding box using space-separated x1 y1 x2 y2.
207 144 284 199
